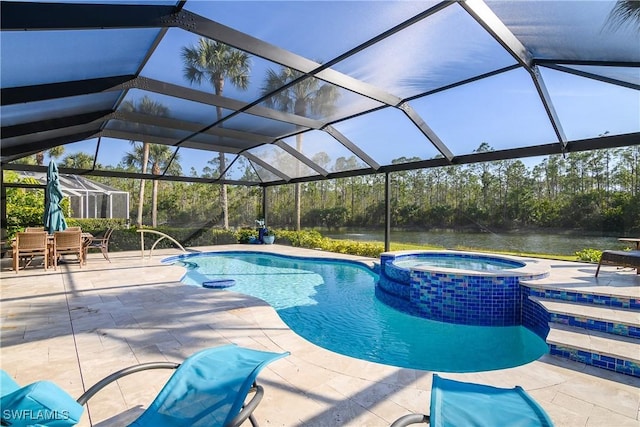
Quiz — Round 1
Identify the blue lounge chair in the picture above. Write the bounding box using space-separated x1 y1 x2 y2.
1 370 84 426
391 374 554 427
1 344 289 427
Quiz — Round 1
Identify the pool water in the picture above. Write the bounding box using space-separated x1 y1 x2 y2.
394 256 523 271
169 252 548 372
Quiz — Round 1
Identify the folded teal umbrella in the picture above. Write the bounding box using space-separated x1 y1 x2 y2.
43 161 67 234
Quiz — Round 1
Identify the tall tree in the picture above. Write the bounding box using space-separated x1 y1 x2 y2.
121 96 170 227
182 38 251 229
261 66 340 229
31 146 65 166
124 143 181 226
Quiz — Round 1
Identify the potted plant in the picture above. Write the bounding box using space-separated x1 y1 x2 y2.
262 229 275 244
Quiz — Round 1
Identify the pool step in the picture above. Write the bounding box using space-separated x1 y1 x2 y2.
530 296 640 339
522 282 639 310
546 323 640 377
526 295 640 377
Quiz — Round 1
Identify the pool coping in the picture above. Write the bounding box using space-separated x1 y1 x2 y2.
380 249 550 278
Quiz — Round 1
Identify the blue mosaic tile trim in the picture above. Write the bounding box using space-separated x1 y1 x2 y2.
527 287 639 311
549 313 640 339
377 276 410 300
383 260 411 284
521 288 551 340
549 344 640 378
409 271 522 326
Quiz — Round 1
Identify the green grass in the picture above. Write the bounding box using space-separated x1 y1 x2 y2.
274 230 586 262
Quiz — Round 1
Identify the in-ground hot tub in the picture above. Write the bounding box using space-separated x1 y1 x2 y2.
376 250 549 326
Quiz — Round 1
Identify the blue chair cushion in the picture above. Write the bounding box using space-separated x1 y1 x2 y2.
1 379 84 427
430 374 553 427
129 344 289 427
1 370 21 397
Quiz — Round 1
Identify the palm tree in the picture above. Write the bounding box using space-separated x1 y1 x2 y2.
120 96 170 227
605 0 640 31
124 143 181 226
34 145 65 166
181 38 251 230
61 152 95 169
261 66 340 229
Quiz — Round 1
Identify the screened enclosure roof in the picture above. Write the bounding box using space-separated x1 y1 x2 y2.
12 171 129 197
1 0 639 187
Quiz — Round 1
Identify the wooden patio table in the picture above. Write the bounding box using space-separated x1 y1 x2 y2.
618 237 640 250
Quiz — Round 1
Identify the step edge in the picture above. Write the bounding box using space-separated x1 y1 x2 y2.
529 296 640 326
547 325 640 363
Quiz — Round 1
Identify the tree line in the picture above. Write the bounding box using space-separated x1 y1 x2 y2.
267 144 640 235
11 139 640 236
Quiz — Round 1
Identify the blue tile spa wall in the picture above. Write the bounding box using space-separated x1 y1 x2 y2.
409 271 522 326
520 286 551 339
377 252 546 327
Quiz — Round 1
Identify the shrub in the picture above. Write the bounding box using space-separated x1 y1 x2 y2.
575 248 602 263
235 228 259 244
274 229 385 258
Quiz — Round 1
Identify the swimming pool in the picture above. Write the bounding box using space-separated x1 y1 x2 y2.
378 251 550 326
164 251 548 372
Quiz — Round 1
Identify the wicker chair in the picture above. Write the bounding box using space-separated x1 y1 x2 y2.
24 227 45 232
12 232 48 273
53 230 83 269
595 250 640 277
84 227 114 263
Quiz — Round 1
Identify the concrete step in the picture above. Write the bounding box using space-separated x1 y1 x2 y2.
521 282 640 311
547 323 640 377
530 296 640 338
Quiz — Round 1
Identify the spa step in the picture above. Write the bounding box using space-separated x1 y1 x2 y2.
547 323 640 377
530 296 640 339
522 284 639 311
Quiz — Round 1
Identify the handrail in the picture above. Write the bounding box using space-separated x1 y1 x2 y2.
136 229 187 259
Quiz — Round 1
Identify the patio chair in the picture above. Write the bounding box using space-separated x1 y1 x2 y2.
1 370 84 427
1 344 289 427
595 250 640 277
84 227 114 262
24 226 46 232
53 230 83 269
390 374 554 427
12 231 48 273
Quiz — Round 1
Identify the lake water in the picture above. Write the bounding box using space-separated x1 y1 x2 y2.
323 229 628 256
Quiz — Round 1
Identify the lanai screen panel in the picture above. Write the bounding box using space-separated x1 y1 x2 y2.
1 0 638 184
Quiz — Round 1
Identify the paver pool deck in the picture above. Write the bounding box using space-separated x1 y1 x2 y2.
1 244 639 426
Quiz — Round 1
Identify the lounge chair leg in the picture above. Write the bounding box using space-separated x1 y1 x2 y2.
390 413 430 427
